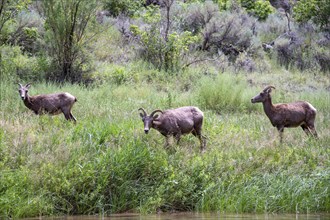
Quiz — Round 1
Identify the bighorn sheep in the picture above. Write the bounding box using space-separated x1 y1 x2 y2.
138 106 206 151
251 86 318 142
18 83 77 122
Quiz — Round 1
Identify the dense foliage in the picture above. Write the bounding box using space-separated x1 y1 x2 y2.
41 0 99 82
1 0 329 83
293 0 330 30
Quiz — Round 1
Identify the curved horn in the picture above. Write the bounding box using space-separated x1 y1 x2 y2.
150 109 163 117
138 108 147 117
263 85 275 93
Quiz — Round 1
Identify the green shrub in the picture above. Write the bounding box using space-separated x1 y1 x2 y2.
293 0 330 30
183 5 255 62
274 26 330 72
89 64 139 85
103 0 144 17
0 45 49 82
130 5 198 72
240 0 274 20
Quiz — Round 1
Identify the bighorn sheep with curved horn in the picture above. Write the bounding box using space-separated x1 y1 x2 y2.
138 106 206 151
18 83 77 122
251 85 318 142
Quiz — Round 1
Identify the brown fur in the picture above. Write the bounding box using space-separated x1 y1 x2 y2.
251 86 318 142
18 83 77 122
139 106 206 151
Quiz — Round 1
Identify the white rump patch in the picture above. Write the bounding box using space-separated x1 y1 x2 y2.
65 92 75 100
307 102 317 113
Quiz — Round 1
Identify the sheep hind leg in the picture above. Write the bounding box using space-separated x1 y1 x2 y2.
63 113 71 121
63 111 76 123
70 112 77 123
192 130 206 152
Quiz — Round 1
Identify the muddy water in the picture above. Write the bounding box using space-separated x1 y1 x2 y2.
23 213 330 220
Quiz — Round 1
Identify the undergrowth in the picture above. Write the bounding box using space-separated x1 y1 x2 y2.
0 69 329 218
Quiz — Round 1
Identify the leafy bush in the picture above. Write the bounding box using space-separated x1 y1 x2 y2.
0 45 50 82
182 3 255 62
240 0 274 21
293 0 330 30
252 0 274 21
42 0 99 83
130 6 198 72
0 0 31 45
90 64 139 85
5 9 44 54
274 25 330 72
181 2 220 35
103 0 144 17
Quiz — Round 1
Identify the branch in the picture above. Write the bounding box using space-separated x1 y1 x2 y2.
182 57 217 69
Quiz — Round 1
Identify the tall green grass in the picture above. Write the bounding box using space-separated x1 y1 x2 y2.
196 73 259 113
0 68 329 218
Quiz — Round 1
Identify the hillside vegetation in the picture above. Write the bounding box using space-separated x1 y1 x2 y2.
0 0 329 218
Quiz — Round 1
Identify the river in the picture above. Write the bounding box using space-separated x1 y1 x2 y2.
21 212 330 220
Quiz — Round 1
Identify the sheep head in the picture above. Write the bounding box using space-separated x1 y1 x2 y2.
251 85 275 103
18 83 31 100
138 108 163 134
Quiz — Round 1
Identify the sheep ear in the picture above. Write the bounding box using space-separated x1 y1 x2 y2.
139 113 145 118
25 83 31 89
18 83 23 88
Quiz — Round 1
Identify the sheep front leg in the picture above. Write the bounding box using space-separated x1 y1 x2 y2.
70 112 77 122
175 133 181 145
311 128 318 138
301 124 312 136
165 135 171 148
307 124 318 138
199 135 206 152
277 126 284 143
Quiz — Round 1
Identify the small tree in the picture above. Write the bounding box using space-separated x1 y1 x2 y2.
293 0 330 30
42 0 99 82
131 1 198 72
0 0 31 45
